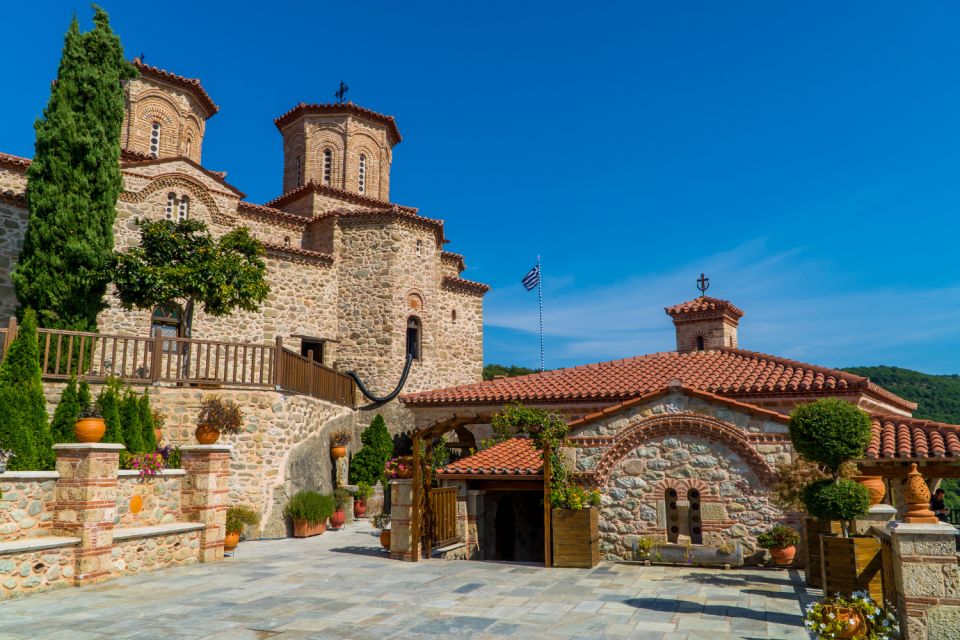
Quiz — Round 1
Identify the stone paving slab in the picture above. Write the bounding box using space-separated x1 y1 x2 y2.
0 523 809 639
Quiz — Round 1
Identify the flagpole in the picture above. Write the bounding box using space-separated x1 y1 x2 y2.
537 255 544 372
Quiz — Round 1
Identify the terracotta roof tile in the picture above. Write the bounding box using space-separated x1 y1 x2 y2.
864 416 960 460
264 181 415 212
441 276 490 297
438 438 541 476
237 201 310 227
274 102 401 144
0 152 31 171
400 348 916 412
132 59 218 117
665 296 744 319
441 251 466 273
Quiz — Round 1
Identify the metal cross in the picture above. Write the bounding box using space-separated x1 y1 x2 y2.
139 52 146 64
334 81 349 104
696 273 710 297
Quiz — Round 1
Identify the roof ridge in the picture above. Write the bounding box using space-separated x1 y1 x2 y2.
273 102 402 144
132 59 218 116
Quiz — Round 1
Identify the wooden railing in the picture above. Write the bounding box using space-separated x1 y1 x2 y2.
428 487 460 548
0 318 355 408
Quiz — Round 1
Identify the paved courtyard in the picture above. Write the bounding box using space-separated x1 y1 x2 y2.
0 523 810 640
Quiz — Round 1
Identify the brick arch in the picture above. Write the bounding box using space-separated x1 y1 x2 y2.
120 173 231 225
591 413 777 487
651 477 712 501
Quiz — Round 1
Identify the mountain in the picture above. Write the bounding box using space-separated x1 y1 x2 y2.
483 364 539 381
843 366 960 424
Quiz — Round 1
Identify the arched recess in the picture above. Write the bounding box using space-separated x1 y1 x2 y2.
588 413 777 488
308 130 345 185
119 173 225 225
135 96 180 157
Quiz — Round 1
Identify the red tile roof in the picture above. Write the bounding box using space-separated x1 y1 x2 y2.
665 296 744 320
132 59 218 117
438 437 542 477
273 102 402 144
264 181 415 212
0 152 31 172
400 348 917 412
865 416 960 460
441 251 466 273
441 276 490 297
121 156 245 197
261 242 334 266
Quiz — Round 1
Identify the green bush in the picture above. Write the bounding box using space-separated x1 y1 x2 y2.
226 505 261 535
284 491 334 524
139 392 156 452
355 481 374 502
50 377 80 444
0 388 38 471
348 414 393 487
789 399 872 473
120 389 144 453
756 525 801 549
802 479 870 522
0 309 52 469
97 379 124 446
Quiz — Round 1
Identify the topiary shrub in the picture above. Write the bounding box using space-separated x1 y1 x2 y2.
348 414 394 487
98 378 124 446
120 388 144 453
802 479 870 524
0 388 37 471
0 309 53 469
789 398 872 474
50 377 80 444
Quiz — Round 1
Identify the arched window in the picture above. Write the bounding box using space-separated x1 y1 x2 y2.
151 303 182 352
323 149 332 185
165 193 176 220
177 196 189 222
406 316 421 361
696 335 705 351
150 122 161 158
296 155 302 187
184 137 193 158
358 153 366 194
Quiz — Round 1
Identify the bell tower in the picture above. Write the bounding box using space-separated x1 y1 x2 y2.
665 295 743 353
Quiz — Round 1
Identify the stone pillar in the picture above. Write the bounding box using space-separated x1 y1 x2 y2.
889 521 960 640
467 490 484 560
342 486 356 525
853 504 898 535
367 482 385 517
52 443 123 586
180 445 231 563
389 479 419 561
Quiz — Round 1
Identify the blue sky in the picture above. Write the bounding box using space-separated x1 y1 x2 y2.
4 2 959 374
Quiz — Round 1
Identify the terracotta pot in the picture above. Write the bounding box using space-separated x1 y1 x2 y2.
195 424 220 445
853 475 886 506
769 545 796 566
331 445 347 459
154 428 163 444
224 531 240 552
330 509 346 529
354 500 367 518
822 606 865 639
75 418 106 443
380 529 391 550
292 519 326 538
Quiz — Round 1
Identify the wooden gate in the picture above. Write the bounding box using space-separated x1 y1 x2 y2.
428 487 459 549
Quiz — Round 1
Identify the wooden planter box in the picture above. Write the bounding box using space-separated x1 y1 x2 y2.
804 517 841 588
820 535 883 601
292 519 327 538
552 508 599 568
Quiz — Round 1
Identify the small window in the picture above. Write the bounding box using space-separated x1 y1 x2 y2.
696 335 705 351
150 122 161 158
300 339 324 364
165 193 176 220
296 155 302 187
416 239 422 256
406 316 421 361
177 196 189 222
358 153 366 194
323 149 332 185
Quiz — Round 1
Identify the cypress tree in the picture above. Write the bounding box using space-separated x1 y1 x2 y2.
0 390 37 471
348 414 394 486
12 7 137 330
78 379 91 412
51 377 80 444
139 392 156 452
98 379 123 446
120 389 143 453
0 309 53 469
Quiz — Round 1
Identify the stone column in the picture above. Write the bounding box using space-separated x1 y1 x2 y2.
467 490 484 560
51 443 123 586
180 445 231 563
889 521 960 640
389 479 419 561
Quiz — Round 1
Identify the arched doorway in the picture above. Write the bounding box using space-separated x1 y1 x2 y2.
494 495 516 561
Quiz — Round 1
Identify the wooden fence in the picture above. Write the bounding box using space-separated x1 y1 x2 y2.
428 487 460 549
0 318 356 408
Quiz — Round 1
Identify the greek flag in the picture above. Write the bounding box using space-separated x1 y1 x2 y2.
522 264 541 291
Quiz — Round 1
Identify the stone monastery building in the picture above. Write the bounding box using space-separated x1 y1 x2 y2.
0 60 488 400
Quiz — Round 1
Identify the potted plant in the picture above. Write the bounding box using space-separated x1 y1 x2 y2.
790 399 875 598
803 591 897 639
386 456 413 479
757 525 801 566
195 395 243 445
851 474 886 506
330 487 349 529
225 505 260 552
330 429 351 459
0 449 14 474
152 409 167 445
75 403 106 443
372 512 391 550
284 490 333 538
354 482 373 517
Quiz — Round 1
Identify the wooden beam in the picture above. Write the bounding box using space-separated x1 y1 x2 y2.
424 439 434 559
411 432 421 562
543 441 552 568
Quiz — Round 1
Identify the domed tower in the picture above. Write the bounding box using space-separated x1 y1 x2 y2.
121 59 219 163
274 102 401 200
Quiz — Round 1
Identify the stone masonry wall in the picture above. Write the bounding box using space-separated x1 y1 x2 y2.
0 475 56 542
0 196 28 322
116 472 184 527
0 546 76 598
111 530 200 577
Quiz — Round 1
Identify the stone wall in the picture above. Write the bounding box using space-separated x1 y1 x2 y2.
116 471 184 527
0 473 56 541
111 530 200 576
0 195 28 321
0 545 77 598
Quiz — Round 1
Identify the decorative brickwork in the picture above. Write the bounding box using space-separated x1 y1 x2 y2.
180 445 231 563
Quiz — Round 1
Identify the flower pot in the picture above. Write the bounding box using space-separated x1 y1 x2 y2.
329 509 346 529
75 418 106 443
821 606 865 639
154 428 163 444
769 545 796 566
224 531 240 552
853 475 886 506
195 424 220 445
354 500 367 518
379 529 391 550
292 519 326 538
331 445 347 459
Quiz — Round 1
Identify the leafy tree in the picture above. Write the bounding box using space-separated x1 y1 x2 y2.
803 479 870 523
119 389 143 453
12 7 136 330
789 398 872 475
0 389 37 471
483 364 538 381
51 377 80 444
109 219 269 339
139 392 156 452
0 309 53 469
843 365 960 424
97 379 123 446
348 414 394 486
